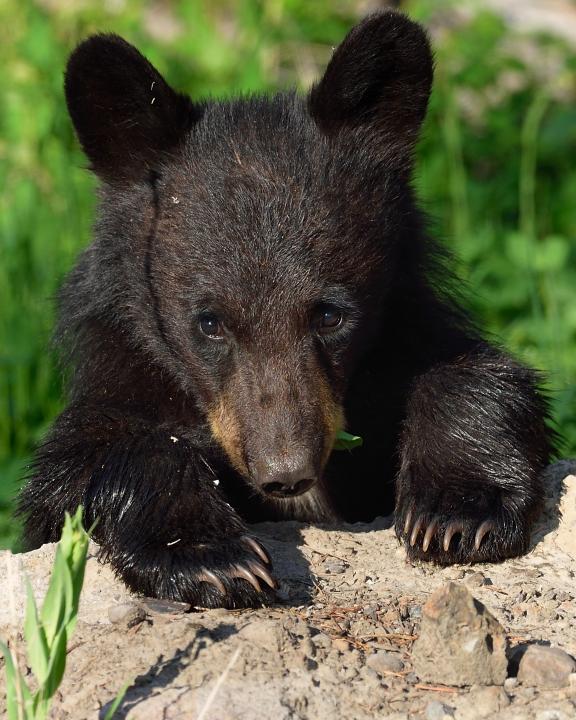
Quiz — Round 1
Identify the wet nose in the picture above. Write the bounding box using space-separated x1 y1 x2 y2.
252 455 317 497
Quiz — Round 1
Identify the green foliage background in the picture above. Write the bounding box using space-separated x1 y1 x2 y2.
1 0 575 548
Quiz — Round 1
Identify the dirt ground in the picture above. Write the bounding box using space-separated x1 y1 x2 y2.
1 460 576 720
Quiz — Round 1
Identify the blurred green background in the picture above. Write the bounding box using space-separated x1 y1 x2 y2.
1 0 575 549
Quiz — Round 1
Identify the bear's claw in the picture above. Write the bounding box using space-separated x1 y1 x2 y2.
241 535 272 566
228 561 277 592
194 537 277 599
247 560 278 589
197 569 226 594
442 520 466 552
422 517 438 552
474 520 494 551
231 563 263 592
401 512 494 556
409 514 425 547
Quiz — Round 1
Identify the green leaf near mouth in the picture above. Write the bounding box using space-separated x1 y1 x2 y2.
333 430 363 451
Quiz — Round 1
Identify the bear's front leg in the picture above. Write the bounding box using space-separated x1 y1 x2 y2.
19 409 277 608
395 346 554 564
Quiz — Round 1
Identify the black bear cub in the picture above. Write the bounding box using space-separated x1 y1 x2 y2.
19 11 553 608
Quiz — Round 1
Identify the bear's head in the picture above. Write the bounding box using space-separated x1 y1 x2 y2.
64 12 432 506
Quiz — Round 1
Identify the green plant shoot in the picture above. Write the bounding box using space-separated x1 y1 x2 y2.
1 506 89 720
333 430 363 451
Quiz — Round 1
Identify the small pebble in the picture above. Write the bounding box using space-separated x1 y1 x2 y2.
366 650 405 674
107 602 146 628
465 571 493 588
409 604 422 619
518 645 576 688
425 700 454 720
362 604 378 621
536 712 568 720
312 632 332 651
504 677 518 692
323 558 347 574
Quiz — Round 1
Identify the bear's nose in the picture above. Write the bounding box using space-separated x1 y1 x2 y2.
251 456 317 497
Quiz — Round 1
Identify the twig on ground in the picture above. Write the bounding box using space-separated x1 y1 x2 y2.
196 646 241 720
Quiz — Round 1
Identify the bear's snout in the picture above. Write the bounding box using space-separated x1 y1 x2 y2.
250 453 317 498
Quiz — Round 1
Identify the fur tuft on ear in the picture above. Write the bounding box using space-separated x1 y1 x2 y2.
308 11 433 155
64 34 202 183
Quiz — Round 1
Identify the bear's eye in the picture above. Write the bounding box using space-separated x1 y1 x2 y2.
198 312 224 340
315 304 343 334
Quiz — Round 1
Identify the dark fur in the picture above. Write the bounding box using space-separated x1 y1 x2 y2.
18 12 554 608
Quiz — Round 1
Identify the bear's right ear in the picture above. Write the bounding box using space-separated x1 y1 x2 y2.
65 34 201 184
308 12 433 160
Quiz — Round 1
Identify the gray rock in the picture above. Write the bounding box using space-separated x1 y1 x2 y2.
536 712 569 720
465 572 493 588
107 602 146 628
409 604 422 619
425 700 454 720
412 582 507 686
362 604 378 621
456 686 509 719
504 677 518 693
323 558 348 574
366 650 405 674
311 632 332 651
517 645 576 688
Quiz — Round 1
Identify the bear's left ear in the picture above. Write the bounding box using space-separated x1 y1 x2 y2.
65 34 202 184
308 12 433 157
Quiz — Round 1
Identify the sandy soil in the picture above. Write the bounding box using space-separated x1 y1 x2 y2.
1 460 576 720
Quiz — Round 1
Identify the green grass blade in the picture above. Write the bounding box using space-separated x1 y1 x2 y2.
24 578 49 685
103 680 130 720
0 639 33 720
0 639 20 720
40 545 72 646
41 625 68 702
62 508 89 635
58 512 74 562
